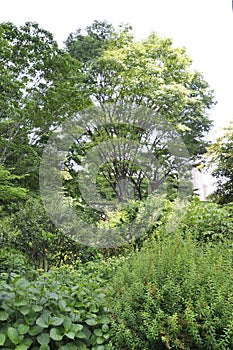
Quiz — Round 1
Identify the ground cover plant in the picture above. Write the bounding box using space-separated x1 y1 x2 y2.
0 267 113 350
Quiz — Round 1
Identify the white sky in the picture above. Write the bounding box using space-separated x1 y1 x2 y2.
1 0 233 139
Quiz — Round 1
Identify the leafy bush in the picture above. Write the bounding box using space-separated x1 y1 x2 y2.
97 195 174 251
80 255 128 283
0 248 33 276
8 198 99 270
0 267 113 349
179 198 233 242
110 236 233 349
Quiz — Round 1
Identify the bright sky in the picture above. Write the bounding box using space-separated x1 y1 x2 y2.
1 0 233 139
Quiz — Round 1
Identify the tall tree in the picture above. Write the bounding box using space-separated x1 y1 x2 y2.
0 21 89 191
63 23 215 207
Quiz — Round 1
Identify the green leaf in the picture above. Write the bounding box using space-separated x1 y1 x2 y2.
24 310 37 325
50 316 64 326
65 331 76 339
32 305 43 312
85 318 97 326
15 278 30 289
0 311 9 321
97 292 106 300
94 329 103 337
58 342 78 350
19 306 30 316
58 299 66 310
15 345 30 350
76 331 88 339
17 337 33 349
76 341 87 350
7 327 23 345
102 324 109 333
98 315 110 325
37 333 50 345
63 317 72 332
96 346 105 350
36 314 49 328
50 328 63 341
96 336 105 344
0 333 6 346
39 345 50 350
28 325 43 336
14 300 28 307
71 324 83 333
18 324 30 335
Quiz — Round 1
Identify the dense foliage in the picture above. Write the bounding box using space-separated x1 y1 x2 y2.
64 22 214 206
207 123 233 204
179 198 233 242
0 19 232 350
0 267 113 350
0 21 89 192
110 236 233 349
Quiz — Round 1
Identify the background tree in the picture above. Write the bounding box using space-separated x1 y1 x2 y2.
65 20 118 63
207 123 233 204
0 21 89 192
64 22 215 209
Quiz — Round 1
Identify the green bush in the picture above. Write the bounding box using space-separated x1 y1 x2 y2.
0 267 113 349
0 248 32 276
110 236 233 349
179 198 233 242
7 198 99 270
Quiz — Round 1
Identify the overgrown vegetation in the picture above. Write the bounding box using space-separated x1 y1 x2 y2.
0 19 233 350
110 236 233 349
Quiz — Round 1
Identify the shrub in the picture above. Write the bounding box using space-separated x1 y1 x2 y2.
0 267 113 349
0 248 33 276
110 236 233 349
8 198 99 270
179 198 233 242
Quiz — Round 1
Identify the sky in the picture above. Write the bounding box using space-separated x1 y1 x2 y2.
0 0 232 138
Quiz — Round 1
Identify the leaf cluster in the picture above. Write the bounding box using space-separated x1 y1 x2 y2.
0 268 113 349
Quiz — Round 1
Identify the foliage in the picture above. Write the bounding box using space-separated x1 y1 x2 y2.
0 267 113 349
97 196 173 250
0 21 89 192
65 20 118 63
0 165 27 214
7 198 98 270
179 197 233 242
0 247 33 276
110 236 233 349
207 123 233 204
64 22 214 209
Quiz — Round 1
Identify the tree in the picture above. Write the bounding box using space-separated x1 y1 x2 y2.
63 22 215 207
207 123 233 204
0 21 89 191
65 20 118 63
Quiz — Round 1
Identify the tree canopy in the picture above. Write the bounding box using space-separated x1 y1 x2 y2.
0 21 89 191
63 21 215 209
